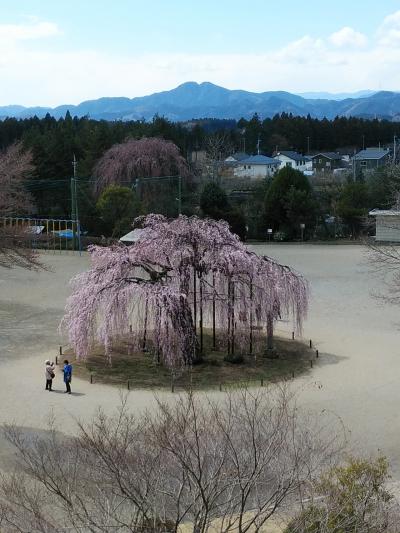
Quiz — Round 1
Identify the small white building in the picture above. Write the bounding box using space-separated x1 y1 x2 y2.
369 209 400 242
274 151 312 173
120 228 144 243
233 155 280 179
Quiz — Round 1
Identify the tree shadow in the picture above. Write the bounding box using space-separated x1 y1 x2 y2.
315 351 347 367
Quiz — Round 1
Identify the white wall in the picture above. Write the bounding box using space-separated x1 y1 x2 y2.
375 216 400 242
233 164 277 179
275 154 312 172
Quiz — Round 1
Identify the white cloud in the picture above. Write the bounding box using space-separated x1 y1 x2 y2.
377 10 400 47
329 27 368 48
275 36 326 64
0 20 60 43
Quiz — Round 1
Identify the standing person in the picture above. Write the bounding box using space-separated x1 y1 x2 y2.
63 359 72 394
45 360 55 391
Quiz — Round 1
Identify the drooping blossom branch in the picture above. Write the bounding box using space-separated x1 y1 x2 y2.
0 142 34 216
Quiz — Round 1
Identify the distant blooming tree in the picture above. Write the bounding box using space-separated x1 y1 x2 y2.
93 137 190 197
0 142 34 216
0 143 41 269
62 215 308 368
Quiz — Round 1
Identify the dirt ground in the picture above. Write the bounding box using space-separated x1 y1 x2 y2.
0 244 400 493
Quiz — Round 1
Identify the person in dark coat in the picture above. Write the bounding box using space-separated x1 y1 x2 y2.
63 360 72 394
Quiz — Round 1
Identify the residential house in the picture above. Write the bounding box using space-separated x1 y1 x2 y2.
274 151 312 173
369 209 400 242
233 155 280 179
354 147 391 172
225 152 249 162
311 152 344 172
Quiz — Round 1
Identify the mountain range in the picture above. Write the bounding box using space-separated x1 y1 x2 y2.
1 82 400 122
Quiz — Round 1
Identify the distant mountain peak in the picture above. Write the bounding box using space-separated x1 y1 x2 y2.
0 82 399 122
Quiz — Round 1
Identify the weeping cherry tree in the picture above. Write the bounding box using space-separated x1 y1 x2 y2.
62 215 308 368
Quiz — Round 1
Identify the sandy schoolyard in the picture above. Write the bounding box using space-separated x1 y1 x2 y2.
0 244 400 483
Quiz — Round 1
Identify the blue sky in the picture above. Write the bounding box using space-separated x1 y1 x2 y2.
1 0 400 105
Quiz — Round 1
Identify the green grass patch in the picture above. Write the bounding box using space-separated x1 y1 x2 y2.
69 333 316 391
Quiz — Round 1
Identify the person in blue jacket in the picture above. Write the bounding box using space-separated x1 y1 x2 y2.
63 359 72 394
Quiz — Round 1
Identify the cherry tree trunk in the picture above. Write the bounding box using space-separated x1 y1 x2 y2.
142 299 148 352
199 274 204 354
249 281 253 356
266 313 274 351
212 273 216 350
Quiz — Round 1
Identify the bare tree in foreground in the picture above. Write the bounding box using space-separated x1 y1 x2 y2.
367 241 400 305
0 386 343 532
0 142 41 270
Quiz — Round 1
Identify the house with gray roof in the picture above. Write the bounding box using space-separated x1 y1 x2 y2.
355 147 391 172
234 155 280 179
274 151 312 172
225 152 249 162
311 152 344 172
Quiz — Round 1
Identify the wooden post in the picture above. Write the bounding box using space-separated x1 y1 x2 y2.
316 349 319 358
292 331 295 340
309 339 312 348
129 324 132 333
90 374 93 384
310 360 313 368
59 346 63 355
219 382 222 392
261 378 264 387
55 356 58 366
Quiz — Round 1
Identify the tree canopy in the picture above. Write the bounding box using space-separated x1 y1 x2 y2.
96 185 141 237
264 167 317 237
200 182 247 240
93 137 190 197
62 214 308 369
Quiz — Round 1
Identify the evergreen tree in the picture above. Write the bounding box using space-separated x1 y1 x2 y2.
264 167 317 237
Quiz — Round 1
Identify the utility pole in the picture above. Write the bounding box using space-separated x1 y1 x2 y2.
353 148 356 181
394 135 397 165
71 155 76 221
307 136 310 154
71 154 81 255
362 135 365 151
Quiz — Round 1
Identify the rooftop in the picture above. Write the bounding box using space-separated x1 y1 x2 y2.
311 152 342 160
241 155 280 165
369 209 400 216
276 150 307 162
355 148 390 160
226 152 249 161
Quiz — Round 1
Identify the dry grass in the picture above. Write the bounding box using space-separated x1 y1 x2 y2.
69 333 316 391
